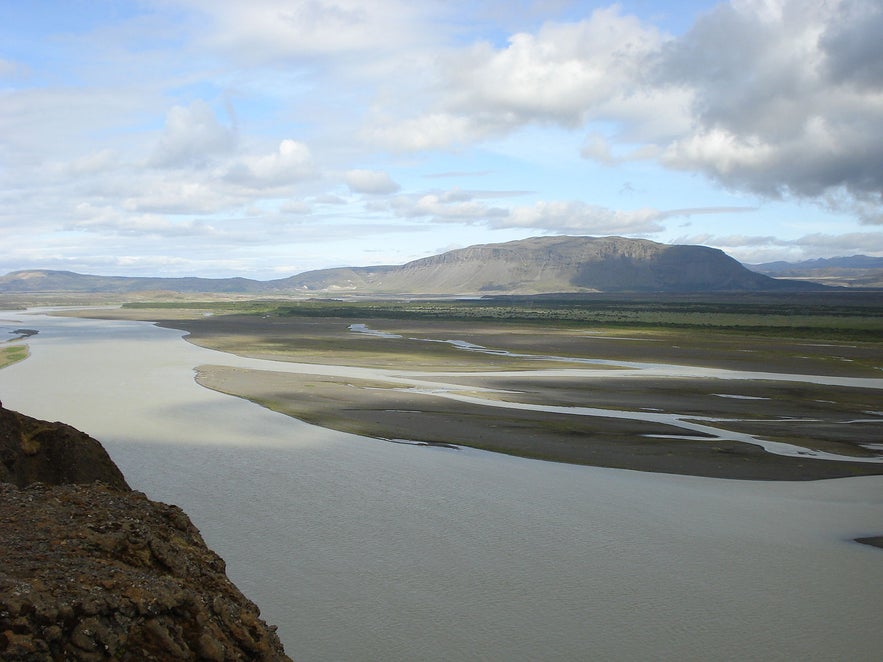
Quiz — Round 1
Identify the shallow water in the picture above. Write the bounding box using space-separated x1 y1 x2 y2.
1 310 882 661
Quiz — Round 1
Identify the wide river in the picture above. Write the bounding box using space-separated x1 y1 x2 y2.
2 310 882 661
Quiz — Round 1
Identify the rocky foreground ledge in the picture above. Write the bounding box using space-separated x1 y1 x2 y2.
0 404 291 661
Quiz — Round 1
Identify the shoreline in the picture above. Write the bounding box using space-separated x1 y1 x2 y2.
194 363 883 481
50 306 883 481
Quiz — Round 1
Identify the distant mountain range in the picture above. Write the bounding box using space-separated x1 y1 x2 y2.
0 236 831 296
749 255 883 288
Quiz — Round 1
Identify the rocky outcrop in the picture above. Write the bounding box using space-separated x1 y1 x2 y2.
0 405 291 661
0 405 129 490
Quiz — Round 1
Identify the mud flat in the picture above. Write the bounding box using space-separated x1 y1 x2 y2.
87 305 883 481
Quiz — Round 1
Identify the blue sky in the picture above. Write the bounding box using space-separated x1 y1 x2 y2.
1 0 881 279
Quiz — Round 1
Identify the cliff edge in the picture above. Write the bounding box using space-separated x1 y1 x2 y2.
0 404 291 661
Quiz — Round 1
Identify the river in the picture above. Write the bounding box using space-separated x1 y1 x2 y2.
1 309 882 661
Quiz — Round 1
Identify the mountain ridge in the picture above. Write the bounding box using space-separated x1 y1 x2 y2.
1 236 825 295
749 254 883 288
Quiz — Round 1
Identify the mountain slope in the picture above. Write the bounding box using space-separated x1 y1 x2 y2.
1 236 819 296
280 236 816 294
0 269 271 293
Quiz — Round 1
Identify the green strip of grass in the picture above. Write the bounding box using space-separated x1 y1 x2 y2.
124 294 883 342
0 344 29 369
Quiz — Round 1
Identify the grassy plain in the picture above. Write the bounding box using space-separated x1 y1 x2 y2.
66 292 883 479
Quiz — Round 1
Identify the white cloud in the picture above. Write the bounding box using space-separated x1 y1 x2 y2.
445 8 666 126
361 0 883 225
67 203 218 237
225 139 316 189
345 169 400 194
365 113 484 152
381 187 754 235
674 231 883 263
0 57 26 78
367 6 676 151
389 193 508 222
121 178 234 215
655 0 883 218
503 201 665 234
279 200 312 214
184 0 437 64
64 149 120 175
2 0 880 279
150 100 236 168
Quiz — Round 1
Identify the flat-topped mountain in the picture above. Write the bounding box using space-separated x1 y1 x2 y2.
1 236 820 296
278 236 813 294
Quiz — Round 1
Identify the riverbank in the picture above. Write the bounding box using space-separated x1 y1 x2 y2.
144 309 883 481
193 363 882 480
4 308 882 660
53 304 883 480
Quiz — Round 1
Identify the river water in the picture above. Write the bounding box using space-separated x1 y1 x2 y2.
1 310 882 661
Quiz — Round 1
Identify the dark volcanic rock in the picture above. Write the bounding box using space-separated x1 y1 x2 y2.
0 405 292 661
0 405 129 490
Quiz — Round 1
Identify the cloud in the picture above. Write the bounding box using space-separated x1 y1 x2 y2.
365 113 485 152
56 149 121 176
361 1 882 223
502 201 665 234
67 203 218 237
655 0 883 219
380 186 754 235
121 178 235 215
388 193 509 221
445 8 666 127
819 0 883 90
0 57 26 78
150 100 237 168
224 139 316 188
345 169 400 194
279 200 312 215
185 0 437 64
580 133 616 165
673 231 883 263
367 6 676 150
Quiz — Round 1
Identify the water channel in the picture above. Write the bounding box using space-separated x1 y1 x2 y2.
1 310 882 661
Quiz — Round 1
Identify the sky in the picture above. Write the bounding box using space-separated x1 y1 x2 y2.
1 0 882 280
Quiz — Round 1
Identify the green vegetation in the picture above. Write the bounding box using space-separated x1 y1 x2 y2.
125 292 883 341
123 300 281 314
0 344 28 369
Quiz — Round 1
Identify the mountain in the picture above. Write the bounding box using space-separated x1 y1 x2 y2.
0 269 273 294
276 236 816 294
1 236 820 296
749 255 883 288
0 403 291 661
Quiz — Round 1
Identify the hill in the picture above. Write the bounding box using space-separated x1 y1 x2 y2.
0 269 273 294
1 236 820 296
749 255 883 288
